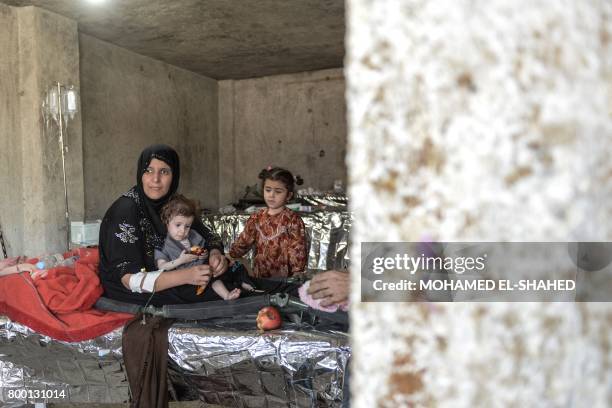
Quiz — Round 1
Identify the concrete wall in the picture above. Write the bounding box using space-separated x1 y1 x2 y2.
80 34 219 220
218 69 347 206
0 4 23 257
347 0 612 406
0 5 84 256
1 6 346 255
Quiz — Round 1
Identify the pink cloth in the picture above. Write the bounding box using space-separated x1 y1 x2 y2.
0 256 27 272
298 280 348 313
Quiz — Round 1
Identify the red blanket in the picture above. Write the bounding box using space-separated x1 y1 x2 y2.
0 248 132 342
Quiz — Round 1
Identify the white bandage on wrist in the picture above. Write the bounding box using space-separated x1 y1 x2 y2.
129 272 146 293
142 270 162 292
128 270 162 293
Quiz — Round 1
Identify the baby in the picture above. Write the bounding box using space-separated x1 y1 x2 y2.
155 194 241 300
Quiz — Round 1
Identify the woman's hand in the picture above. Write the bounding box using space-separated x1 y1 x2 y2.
307 270 350 307
184 264 212 287
208 249 228 278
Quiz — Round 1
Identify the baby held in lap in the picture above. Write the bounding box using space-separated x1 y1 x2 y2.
155 194 242 300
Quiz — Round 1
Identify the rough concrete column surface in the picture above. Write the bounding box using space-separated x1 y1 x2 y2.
0 4 24 256
2 6 84 255
346 0 611 406
218 68 347 206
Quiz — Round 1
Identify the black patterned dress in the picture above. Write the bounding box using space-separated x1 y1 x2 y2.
98 187 225 306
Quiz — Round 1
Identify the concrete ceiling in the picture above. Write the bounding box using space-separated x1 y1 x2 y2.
2 0 345 80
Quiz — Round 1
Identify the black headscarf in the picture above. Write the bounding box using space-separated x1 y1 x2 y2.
135 144 180 236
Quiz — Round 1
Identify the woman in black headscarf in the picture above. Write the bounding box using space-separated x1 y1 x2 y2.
98 144 229 306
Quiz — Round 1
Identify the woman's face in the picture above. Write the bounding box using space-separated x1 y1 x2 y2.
141 158 173 200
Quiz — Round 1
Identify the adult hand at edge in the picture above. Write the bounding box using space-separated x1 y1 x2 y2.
307 270 350 307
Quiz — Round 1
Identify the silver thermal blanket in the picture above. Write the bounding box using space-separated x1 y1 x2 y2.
0 314 350 406
202 208 352 272
0 205 351 406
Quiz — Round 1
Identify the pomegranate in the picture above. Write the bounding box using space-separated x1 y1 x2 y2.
190 246 205 256
256 306 282 331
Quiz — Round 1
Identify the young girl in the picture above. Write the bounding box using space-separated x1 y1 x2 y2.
155 194 242 300
230 167 307 278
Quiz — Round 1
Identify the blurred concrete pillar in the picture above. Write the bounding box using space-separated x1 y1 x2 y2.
346 0 611 406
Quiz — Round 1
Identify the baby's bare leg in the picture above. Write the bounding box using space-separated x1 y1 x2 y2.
212 280 241 300
211 280 230 299
226 288 241 300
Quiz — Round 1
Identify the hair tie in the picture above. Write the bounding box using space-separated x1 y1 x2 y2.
266 165 272 171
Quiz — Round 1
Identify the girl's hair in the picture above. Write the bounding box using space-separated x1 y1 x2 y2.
258 166 304 193
160 194 200 224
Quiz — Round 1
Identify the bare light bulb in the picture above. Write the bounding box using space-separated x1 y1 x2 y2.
65 85 78 120
47 86 60 123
